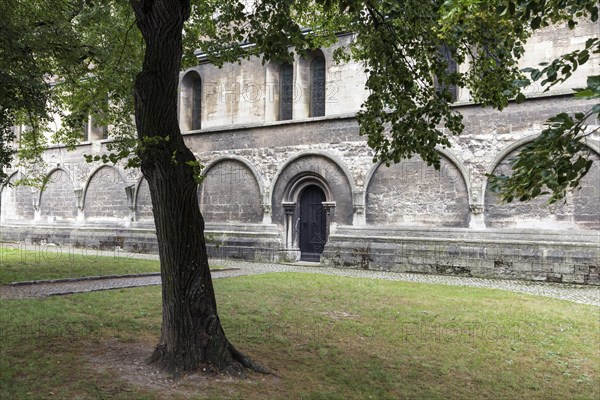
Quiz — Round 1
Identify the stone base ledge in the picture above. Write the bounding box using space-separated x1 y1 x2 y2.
2 223 598 284
331 225 600 245
323 226 600 285
0 224 284 262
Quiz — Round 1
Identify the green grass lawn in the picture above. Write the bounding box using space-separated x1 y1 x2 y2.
0 247 221 284
0 246 160 284
1 272 598 399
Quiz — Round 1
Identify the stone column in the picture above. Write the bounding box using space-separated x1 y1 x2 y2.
262 191 272 224
282 201 299 261
352 190 366 226
74 188 85 222
469 188 486 229
32 188 41 223
282 202 296 249
322 201 337 238
125 185 135 225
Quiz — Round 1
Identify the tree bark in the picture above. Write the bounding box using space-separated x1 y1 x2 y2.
129 0 265 376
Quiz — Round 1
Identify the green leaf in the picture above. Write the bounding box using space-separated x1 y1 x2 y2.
585 38 597 48
577 50 589 64
587 75 600 91
508 1 515 15
574 89 597 98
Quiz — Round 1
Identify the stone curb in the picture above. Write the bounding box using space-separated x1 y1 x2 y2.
45 284 158 298
8 268 239 286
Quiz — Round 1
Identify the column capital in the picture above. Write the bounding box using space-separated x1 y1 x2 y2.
282 201 296 215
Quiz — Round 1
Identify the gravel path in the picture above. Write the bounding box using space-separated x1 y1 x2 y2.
1 254 599 306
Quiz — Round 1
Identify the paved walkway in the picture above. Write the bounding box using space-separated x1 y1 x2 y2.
1 253 599 306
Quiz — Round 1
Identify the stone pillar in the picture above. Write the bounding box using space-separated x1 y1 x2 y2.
74 188 85 222
469 188 486 229
282 202 296 249
322 201 337 237
264 66 279 122
282 201 300 261
352 190 366 226
293 54 312 119
262 191 272 224
32 188 41 223
125 185 135 224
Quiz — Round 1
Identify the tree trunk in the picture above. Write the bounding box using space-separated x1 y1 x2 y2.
129 0 265 376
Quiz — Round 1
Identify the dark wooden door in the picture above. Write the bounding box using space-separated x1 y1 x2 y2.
299 185 326 261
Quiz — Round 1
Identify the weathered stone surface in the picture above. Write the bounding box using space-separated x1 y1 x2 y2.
366 155 469 227
40 169 78 221
84 166 130 222
1 173 35 221
135 178 154 221
2 24 599 284
321 226 599 285
485 148 600 230
199 159 263 223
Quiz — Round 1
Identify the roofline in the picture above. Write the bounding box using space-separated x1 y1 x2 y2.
193 30 354 63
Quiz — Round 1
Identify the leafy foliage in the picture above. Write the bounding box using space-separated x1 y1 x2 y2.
0 0 84 184
522 38 598 90
192 0 600 186
1 0 598 202
196 0 533 168
1 0 141 185
488 73 599 204
487 34 599 203
487 111 596 204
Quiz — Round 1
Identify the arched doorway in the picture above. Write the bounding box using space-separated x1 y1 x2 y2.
299 185 327 261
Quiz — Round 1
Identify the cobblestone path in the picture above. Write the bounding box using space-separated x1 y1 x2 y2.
1 256 598 306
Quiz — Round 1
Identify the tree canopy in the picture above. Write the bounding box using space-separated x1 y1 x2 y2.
1 0 598 202
0 0 143 184
196 0 599 202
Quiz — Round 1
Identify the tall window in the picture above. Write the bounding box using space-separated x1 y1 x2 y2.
180 71 202 131
82 118 89 142
435 45 458 103
191 78 202 130
279 63 293 121
90 102 109 140
89 116 108 141
310 53 326 117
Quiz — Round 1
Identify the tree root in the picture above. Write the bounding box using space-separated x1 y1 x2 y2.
148 341 275 379
228 343 275 376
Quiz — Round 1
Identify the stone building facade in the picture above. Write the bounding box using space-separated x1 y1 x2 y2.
2 23 599 284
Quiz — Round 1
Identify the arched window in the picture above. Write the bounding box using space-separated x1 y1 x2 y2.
279 63 293 121
310 53 326 117
180 71 202 131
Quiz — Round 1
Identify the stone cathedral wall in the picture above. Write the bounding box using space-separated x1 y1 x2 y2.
1 22 599 284
2 98 598 284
